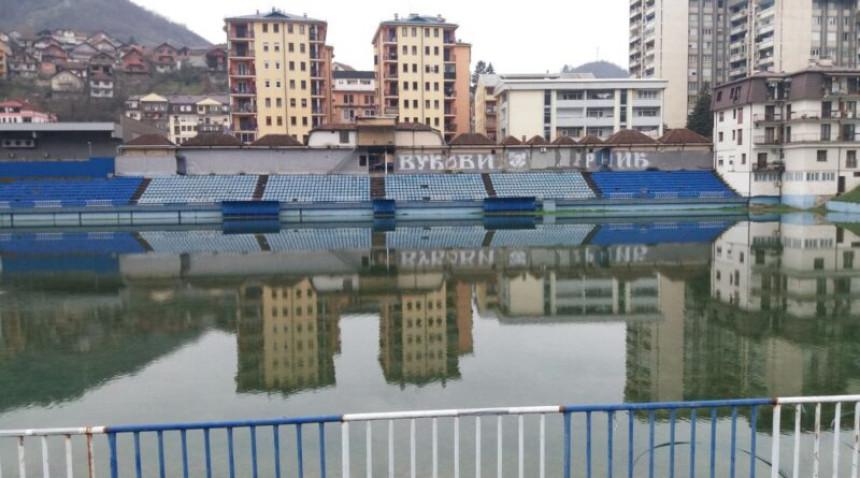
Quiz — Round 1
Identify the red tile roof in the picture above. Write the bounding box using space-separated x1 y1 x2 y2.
525 135 548 145
578 135 605 145
604 129 658 145
449 133 495 146
251 134 304 147
658 128 712 145
500 136 523 146
395 122 434 131
124 134 175 147
182 133 243 147
551 135 578 145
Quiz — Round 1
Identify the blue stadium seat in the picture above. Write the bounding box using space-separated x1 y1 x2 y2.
386 226 488 249
262 175 370 203
490 224 596 247
0 232 145 255
490 172 596 200
138 176 258 205
265 228 372 251
589 171 735 200
589 221 733 245
138 231 262 253
0 178 143 208
385 175 488 201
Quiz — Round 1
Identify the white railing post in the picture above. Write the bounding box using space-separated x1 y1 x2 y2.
342 422 351 478
771 404 782 478
834 402 842 478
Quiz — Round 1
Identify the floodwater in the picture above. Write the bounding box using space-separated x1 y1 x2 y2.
1 215 859 476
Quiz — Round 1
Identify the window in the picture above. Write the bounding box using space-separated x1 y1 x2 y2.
848 150 857 168
339 131 350 143
737 129 743 145
262 23 268 33
821 124 832 141
718 132 724 142
817 150 828 162
291 116 297 126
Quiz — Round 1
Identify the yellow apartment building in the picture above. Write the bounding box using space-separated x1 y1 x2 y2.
372 14 471 142
226 9 333 144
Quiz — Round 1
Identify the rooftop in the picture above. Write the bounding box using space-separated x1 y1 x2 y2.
379 14 457 28
659 128 711 145
123 134 175 147
333 70 375 80
605 129 658 145
226 9 324 24
449 133 495 146
182 133 243 147
0 122 115 132
251 134 304 147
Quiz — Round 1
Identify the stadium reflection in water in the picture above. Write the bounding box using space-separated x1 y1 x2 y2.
2 217 860 429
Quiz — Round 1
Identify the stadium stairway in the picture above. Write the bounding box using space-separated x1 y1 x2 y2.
370 177 386 200
130 178 151 205
481 173 497 198
253 176 269 200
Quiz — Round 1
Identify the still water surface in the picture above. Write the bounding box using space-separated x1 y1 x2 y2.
1 216 859 475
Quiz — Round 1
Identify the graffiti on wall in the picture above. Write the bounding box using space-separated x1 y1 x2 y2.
396 150 712 172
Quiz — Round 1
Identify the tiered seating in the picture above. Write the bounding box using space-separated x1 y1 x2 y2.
590 171 735 200
387 226 488 249
589 221 732 245
139 231 261 253
489 172 596 200
262 175 370 203
265 228 371 251
0 178 143 208
490 224 595 247
137 176 258 205
0 232 144 255
385 175 488 201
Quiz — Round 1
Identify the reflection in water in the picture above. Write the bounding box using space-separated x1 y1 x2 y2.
1 219 860 421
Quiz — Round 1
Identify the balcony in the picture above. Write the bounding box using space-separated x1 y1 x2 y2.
231 86 256 96
444 71 456 80
753 161 784 172
229 48 253 59
232 103 256 114
753 113 783 123
384 106 399 115
753 135 783 145
229 26 253 40
229 67 255 77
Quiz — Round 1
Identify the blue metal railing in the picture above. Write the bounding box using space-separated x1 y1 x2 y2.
3 395 860 477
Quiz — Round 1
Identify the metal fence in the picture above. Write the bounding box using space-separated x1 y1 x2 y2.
2 395 860 477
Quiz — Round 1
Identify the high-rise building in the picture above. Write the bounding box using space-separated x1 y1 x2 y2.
629 0 860 129
372 14 471 142
226 10 334 144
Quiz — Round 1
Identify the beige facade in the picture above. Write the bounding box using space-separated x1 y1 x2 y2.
493 74 666 141
373 14 471 142
226 10 334 144
474 75 500 141
630 0 860 129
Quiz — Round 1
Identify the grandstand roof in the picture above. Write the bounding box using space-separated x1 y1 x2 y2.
525 135 549 145
124 134 175 147
251 134 304 147
605 129 658 145
449 133 495 146
182 133 243 147
659 128 712 145
551 135 578 146
578 135 605 145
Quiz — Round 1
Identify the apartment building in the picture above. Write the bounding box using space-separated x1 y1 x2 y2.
331 70 377 122
629 0 860 129
713 68 860 207
226 9 334 144
372 14 471 142
125 93 230 144
474 74 500 142
491 73 666 142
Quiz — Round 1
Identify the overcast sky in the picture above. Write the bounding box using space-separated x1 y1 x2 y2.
132 0 630 73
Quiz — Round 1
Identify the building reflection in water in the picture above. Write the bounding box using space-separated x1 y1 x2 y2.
2 220 860 414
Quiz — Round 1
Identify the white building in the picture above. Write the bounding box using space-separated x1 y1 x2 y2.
713 68 860 208
712 221 860 318
490 73 667 142
630 0 860 129
124 94 230 145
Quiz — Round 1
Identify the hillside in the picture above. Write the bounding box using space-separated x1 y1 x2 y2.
562 61 629 79
0 0 210 47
